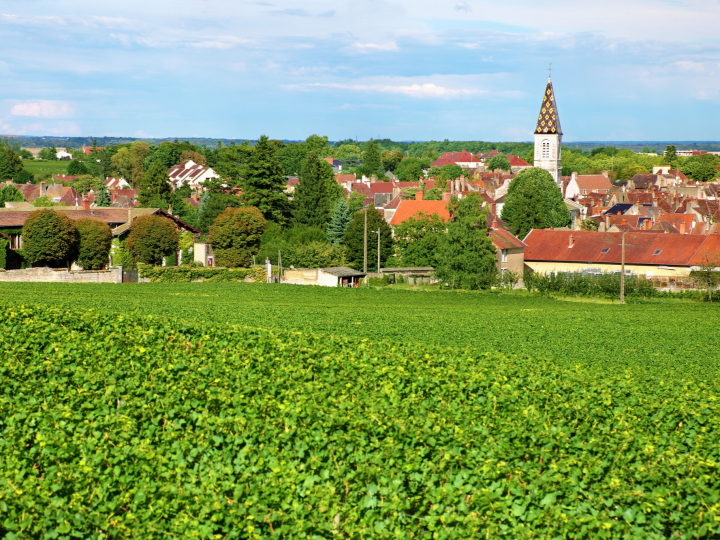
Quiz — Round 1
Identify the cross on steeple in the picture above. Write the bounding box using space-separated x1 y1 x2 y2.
548 63 552 80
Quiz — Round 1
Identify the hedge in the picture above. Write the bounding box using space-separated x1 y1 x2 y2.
138 265 267 283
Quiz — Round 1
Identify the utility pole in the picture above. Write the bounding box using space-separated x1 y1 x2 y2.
363 210 368 273
620 232 625 304
372 229 380 272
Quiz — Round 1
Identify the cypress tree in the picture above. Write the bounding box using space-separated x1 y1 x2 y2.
241 135 290 224
95 184 112 207
326 198 351 245
362 139 383 177
293 151 342 228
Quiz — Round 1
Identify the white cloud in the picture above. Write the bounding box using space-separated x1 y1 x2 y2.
348 42 399 54
289 82 482 98
191 36 252 49
11 101 74 118
454 2 472 12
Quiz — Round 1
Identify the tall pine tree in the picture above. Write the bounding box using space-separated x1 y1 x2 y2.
326 198 351 245
95 184 112 207
361 139 384 178
138 162 172 207
241 135 290 224
293 151 342 228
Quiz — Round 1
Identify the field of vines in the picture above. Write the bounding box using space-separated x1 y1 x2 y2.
1 284 719 538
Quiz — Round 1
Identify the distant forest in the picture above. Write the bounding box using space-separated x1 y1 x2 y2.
5 135 720 154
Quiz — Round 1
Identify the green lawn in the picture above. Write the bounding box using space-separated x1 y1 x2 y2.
2 282 718 379
23 159 70 179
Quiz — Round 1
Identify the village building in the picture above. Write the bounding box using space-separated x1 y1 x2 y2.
533 76 563 186
167 160 220 190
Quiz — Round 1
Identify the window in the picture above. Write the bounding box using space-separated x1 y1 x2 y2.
501 249 508 263
601 248 610 253
652 250 662 255
542 140 550 159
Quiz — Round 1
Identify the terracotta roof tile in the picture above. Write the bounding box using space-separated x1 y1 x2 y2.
389 200 451 226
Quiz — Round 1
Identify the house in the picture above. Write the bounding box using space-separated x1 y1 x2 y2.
105 177 131 189
430 151 483 170
285 177 299 194
283 266 366 287
167 160 220 189
56 150 72 160
82 144 104 155
523 229 720 278
323 157 343 173
565 173 613 199
0 206 199 256
507 155 532 173
194 242 215 267
388 193 451 226
489 219 526 279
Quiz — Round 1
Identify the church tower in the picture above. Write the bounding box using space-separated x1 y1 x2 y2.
533 76 562 186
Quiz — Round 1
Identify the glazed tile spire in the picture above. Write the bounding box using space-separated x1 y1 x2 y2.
534 78 562 136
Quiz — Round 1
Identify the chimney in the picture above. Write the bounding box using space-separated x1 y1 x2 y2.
644 219 651 230
622 217 627 225
82 196 90 211
415 190 423 201
442 190 451 202
40 181 47 197
680 222 686 234
128 207 133 226
191 193 199 202
569 234 574 248
601 170 609 179
491 215 498 229
490 202 496 215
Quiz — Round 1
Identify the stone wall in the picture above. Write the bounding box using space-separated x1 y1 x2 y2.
0 267 123 283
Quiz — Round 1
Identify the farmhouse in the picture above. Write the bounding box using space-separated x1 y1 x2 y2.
523 229 720 278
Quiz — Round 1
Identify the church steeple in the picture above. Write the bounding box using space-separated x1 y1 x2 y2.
534 78 562 136
533 74 563 187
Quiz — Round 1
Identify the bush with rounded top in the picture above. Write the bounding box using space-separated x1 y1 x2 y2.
126 215 179 266
75 219 112 270
208 207 265 267
21 210 78 267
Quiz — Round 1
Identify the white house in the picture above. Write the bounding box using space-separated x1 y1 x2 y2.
167 160 220 190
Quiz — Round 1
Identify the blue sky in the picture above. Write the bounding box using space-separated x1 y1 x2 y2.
0 0 718 141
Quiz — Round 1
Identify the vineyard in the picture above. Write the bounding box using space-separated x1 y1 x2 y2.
1 284 720 538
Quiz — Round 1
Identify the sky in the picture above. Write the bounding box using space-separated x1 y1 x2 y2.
0 0 718 142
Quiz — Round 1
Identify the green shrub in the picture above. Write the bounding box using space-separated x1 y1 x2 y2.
0 236 8 269
21 209 78 267
75 218 112 270
126 215 179 266
208 206 265 267
138 265 266 282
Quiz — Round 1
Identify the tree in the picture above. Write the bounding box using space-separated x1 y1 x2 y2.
360 139 383 177
436 193 497 290
293 152 342 228
664 145 677 160
73 175 102 195
381 149 405 172
424 188 443 200
67 160 89 175
95 184 112 207
580 219 599 231
15 170 33 184
440 163 464 180
336 144 362 161
501 167 571 238
208 207 265 267
486 155 511 172
138 162 172 207
197 192 239 233
0 183 24 207
343 207 392 270
241 135 290 224
682 154 720 182
38 147 58 161
179 149 206 166
129 141 151 185
326 198 352 245
691 254 720 302
283 241 345 268
126 215 179 266
394 212 446 267
395 158 424 182
22 210 78 267
75 218 112 269
32 196 57 207
111 147 133 183
0 147 25 179
347 191 365 214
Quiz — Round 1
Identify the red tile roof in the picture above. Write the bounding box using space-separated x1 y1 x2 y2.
389 200 451 226
575 174 612 192
490 228 526 250
507 155 531 167
524 229 715 267
658 213 695 232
